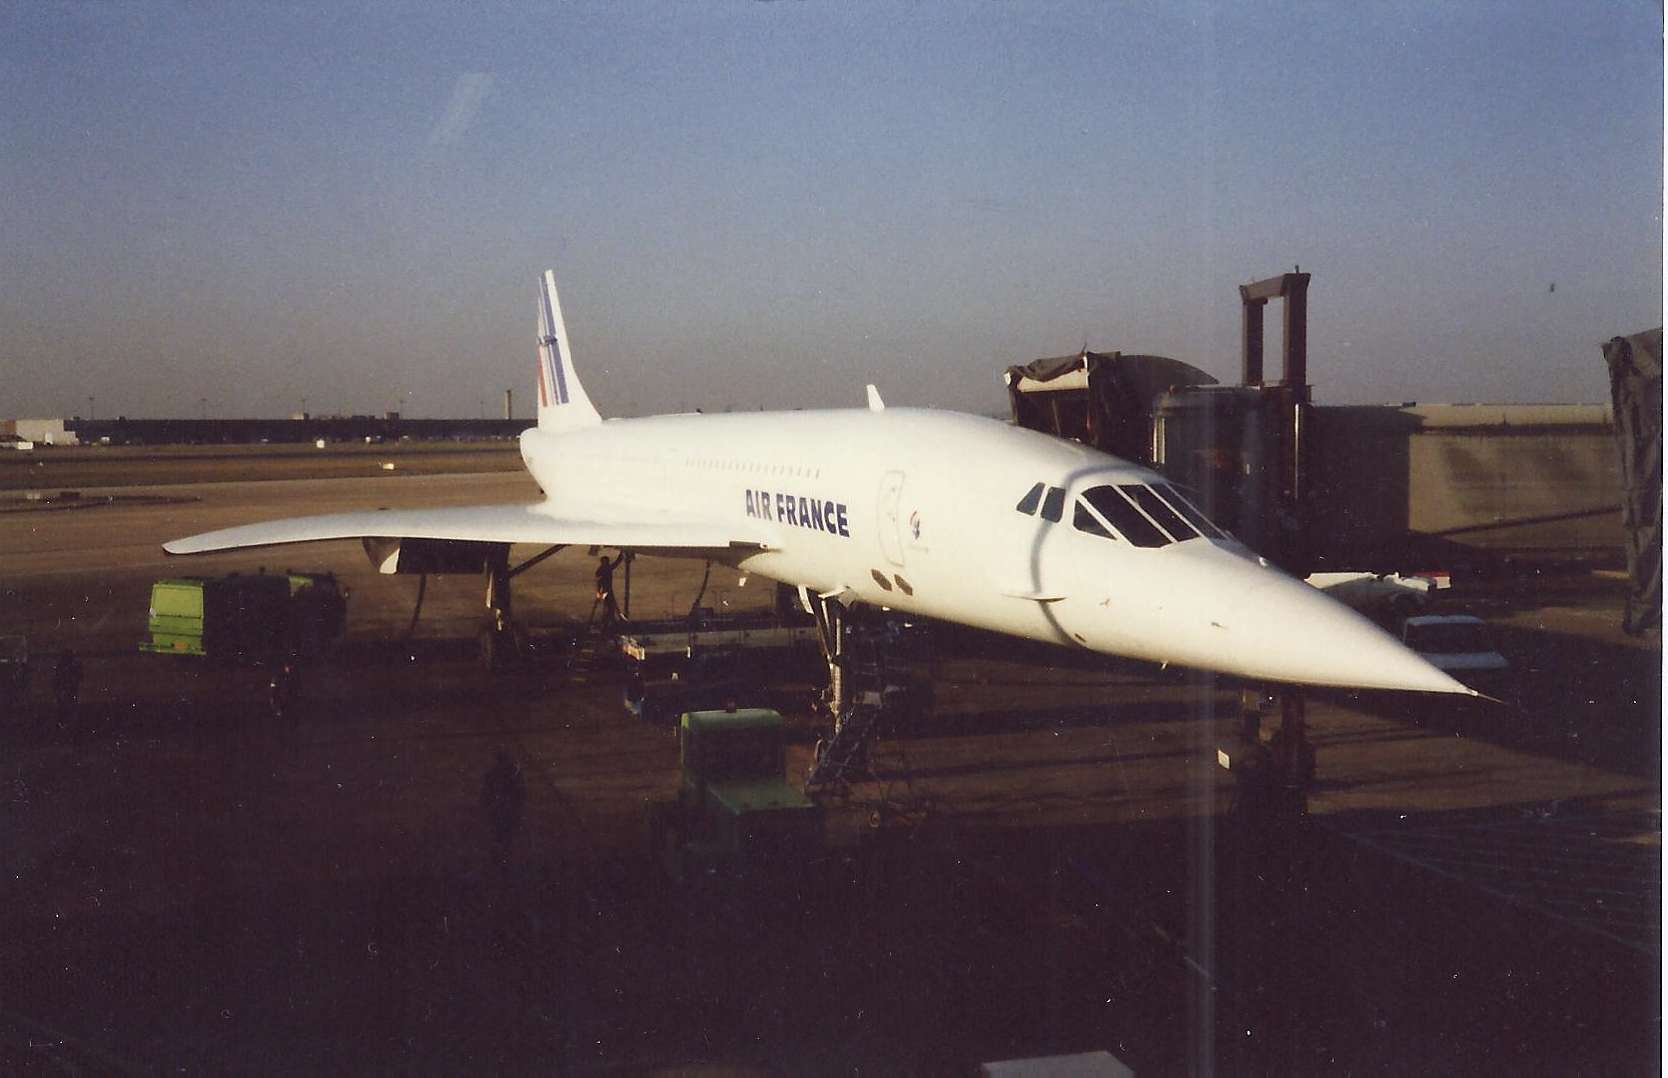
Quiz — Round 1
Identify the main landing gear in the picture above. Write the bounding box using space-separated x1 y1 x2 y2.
477 543 567 672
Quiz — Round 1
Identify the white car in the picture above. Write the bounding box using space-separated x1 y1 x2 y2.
1309 571 1449 622
1400 614 1515 703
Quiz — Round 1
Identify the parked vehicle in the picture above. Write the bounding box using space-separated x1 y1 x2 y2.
139 571 347 664
1400 614 1515 703
645 708 823 886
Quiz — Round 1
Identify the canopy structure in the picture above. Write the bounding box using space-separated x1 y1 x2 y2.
1004 351 1217 463
1601 328 1662 634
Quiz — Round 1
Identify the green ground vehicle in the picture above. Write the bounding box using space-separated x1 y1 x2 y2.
139 572 347 663
646 708 823 884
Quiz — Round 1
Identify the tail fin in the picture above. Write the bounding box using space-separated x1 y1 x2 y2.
535 269 602 432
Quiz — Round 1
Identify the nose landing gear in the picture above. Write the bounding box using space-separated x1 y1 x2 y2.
1223 688 1313 818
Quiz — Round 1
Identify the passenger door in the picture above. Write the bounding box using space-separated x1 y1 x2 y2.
877 471 906 567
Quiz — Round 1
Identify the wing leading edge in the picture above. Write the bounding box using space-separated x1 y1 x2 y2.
163 503 763 556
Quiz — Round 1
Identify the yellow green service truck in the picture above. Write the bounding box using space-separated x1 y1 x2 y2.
140 572 347 663
646 708 823 885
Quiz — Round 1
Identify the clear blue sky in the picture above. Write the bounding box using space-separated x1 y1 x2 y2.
2 0 1660 419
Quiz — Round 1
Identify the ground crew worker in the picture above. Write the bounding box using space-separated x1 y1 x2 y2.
268 658 298 718
52 649 81 719
595 553 626 630
480 750 525 874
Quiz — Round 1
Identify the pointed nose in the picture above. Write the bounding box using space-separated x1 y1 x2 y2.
1225 575 1475 695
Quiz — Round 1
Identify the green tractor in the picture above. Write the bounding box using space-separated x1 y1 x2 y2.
646 708 823 886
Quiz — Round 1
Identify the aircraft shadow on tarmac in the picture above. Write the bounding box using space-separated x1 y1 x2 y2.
1331 619 1659 780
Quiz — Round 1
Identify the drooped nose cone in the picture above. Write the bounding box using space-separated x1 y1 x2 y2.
1223 572 1476 695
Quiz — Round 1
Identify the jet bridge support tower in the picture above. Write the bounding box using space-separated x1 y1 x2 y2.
1238 269 1313 575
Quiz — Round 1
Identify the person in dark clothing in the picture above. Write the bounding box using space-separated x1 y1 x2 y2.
268 658 299 718
594 553 626 629
480 750 526 874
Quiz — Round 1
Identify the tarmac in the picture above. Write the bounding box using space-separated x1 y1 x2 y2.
0 457 1659 1074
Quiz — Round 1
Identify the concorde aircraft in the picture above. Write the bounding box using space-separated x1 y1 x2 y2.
165 270 1474 697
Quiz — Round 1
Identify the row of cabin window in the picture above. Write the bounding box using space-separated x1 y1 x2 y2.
688 456 820 479
1014 480 1226 548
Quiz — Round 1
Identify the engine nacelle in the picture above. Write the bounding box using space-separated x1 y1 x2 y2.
362 537 503 575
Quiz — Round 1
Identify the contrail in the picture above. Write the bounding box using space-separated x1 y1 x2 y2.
428 72 493 146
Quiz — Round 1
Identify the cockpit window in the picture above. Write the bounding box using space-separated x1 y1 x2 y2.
1153 483 1228 539
1082 486 1168 547
1072 499 1115 539
1120 484 1198 541
1015 482 1044 515
1040 485 1066 523
1069 479 1232 548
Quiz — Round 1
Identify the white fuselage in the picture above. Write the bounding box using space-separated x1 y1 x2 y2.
519 407 1469 694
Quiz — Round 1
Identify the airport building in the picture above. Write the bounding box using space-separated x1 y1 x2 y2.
2 414 523 447
3 417 79 447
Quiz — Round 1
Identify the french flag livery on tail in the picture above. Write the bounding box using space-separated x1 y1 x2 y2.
161 268 1478 698
535 270 601 432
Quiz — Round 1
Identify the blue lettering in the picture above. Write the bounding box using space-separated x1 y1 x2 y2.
748 486 853 538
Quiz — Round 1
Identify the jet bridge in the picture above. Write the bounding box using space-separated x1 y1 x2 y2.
1008 270 1624 576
